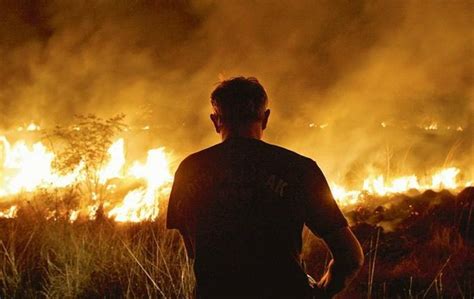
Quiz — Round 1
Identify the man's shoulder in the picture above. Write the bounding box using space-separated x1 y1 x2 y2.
176 143 223 170
261 141 316 167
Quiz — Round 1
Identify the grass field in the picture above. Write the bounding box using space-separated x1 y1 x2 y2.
0 188 472 298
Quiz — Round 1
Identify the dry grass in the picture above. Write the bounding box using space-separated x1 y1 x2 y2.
0 203 194 298
0 188 473 298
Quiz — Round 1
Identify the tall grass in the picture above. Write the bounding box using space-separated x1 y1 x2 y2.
0 205 194 298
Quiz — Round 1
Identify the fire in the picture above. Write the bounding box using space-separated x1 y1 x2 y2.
362 175 420 196
332 167 470 207
0 205 17 218
98 138 126 184
0 136 84 196
0 135 173 222
16 122 41 132
431 167 459 190
108 148 172 222
26 122 41 131
425 122 438 130
0 134 471 221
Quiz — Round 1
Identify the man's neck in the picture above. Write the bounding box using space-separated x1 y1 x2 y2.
221 123 263 141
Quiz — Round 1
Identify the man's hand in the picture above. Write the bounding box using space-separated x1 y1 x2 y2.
308 274 331 298
317 259 334 287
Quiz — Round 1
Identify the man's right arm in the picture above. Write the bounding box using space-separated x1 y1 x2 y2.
167 160 195 259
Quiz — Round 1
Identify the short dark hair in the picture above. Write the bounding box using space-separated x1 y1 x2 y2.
211 77 268 127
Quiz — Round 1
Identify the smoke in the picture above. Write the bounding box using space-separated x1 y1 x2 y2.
0 0 472 183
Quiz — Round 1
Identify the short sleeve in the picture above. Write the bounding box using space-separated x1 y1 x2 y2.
302 160 348 238
166 162 189 231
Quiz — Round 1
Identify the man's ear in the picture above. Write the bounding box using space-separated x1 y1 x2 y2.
210 113 221 133
262 109 270 130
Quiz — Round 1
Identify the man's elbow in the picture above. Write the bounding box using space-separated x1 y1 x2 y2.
344 238 364 273
335 252 363 274
350 250 364 273
326 227 365 274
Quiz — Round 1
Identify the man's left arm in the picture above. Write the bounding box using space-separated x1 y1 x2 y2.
317 227 364 297
303 160 364 297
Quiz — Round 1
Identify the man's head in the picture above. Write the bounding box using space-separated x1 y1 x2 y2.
210 77 270 139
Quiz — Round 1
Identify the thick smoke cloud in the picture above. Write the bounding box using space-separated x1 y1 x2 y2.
0 0 472 183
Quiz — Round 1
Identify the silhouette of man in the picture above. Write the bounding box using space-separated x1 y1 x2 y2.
167 77 364 298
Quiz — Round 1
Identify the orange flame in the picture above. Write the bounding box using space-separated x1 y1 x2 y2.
0 134 471 220
331 167 470 207
0 135 172 222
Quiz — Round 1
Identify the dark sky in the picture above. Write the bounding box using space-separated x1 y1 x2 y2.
0 0 472 182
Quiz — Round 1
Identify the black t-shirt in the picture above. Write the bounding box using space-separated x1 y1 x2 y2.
167 137 348 298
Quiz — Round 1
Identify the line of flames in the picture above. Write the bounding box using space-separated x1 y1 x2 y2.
331 167 471 207
0 136 471 221
0 136 172 222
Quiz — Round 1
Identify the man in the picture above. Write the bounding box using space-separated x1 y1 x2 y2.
167 77 364 298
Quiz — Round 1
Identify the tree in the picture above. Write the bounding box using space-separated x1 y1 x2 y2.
44 114 126 215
